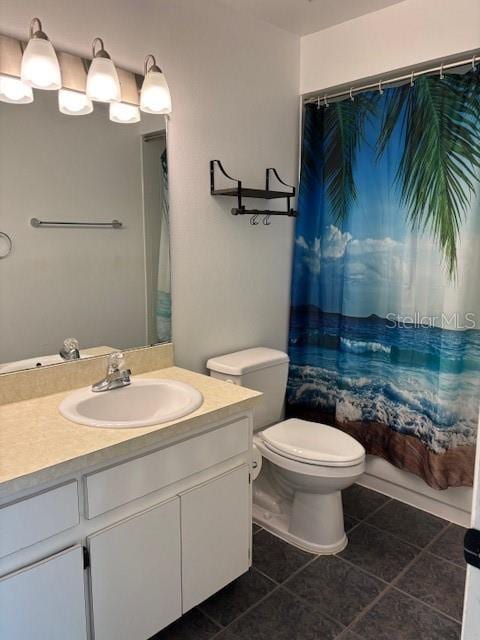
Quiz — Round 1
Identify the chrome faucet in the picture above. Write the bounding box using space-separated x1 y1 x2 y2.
92 352 131 392
60 338 80 361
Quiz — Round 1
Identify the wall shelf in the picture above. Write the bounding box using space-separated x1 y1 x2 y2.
210 160 297 224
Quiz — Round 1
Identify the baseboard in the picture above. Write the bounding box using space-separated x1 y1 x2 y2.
358 456 472 528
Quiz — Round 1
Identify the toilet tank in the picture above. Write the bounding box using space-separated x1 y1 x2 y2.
206 347 289 430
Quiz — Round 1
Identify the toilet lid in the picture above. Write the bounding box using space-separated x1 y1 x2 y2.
260 419 365 467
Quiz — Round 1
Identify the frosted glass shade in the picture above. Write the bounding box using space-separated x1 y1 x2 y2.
21 38 61 90
0 75 33 104
140 69 171 114
109 101 140 123
86 57 121 103
58 89 93 116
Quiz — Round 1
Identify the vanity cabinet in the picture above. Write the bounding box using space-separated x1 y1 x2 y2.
0 413 254 640
0 545 88 640
88 498 182 640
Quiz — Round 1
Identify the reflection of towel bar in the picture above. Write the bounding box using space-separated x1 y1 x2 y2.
30 218 123 229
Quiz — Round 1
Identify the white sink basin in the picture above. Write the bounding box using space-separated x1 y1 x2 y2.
59 378 203 428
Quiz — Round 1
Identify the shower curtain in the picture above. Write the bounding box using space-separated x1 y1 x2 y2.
287 67 480 489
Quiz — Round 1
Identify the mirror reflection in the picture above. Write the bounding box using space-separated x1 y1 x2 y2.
0 90 171 374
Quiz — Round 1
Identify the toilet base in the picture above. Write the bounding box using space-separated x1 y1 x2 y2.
252 501 348 555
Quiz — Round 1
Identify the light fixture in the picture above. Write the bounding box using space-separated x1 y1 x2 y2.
0 35 33 104
140 54 171 114
86 37 121 103
58 89 93 115
109 101 140 123
21 18 61 90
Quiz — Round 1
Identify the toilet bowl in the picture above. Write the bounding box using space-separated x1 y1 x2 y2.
254 418 365 553
206 347 366 554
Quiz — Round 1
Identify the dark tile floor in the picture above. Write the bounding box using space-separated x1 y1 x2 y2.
151 485 467 640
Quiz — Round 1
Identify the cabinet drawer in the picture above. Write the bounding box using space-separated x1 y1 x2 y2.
85 418 250 518
0 481 79 558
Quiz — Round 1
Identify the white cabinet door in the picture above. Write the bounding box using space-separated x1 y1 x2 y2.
181 464 251 611
88 497 182 640
0 545 87 640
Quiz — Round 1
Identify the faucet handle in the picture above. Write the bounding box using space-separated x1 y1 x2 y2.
107 351 126 372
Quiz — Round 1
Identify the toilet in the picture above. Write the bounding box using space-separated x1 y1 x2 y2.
207 347 366 554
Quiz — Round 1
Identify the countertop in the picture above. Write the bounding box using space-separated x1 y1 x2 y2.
0 367 261 498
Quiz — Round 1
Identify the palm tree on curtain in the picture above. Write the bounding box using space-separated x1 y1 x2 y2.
313 69 480 279
301 95 377 224
377 72 480 278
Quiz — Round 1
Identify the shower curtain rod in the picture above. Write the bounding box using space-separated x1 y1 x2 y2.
303 52 479 106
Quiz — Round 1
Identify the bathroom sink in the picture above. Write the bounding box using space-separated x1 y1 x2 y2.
59 378 203 428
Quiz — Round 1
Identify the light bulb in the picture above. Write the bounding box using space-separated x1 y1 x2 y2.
58 89 93 115
0 75 33 104
109 101 140 123
21 18 61 90
140 55 171 114
86 38 121 103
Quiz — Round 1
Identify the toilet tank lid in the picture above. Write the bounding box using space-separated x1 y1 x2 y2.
206 347 289 375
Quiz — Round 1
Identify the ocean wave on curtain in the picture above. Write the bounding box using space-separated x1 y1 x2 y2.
287 66 480 490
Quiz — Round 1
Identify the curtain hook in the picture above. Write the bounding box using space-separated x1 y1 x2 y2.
349 88 354 101
263 214 272 226
410 71 415 87
472 55 477 71
323 94 329 108
378 80 384 95
250 213 259 226
316 96 320 110
440 63 444 80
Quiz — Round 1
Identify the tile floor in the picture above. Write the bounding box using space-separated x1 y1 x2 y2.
151 485 467 640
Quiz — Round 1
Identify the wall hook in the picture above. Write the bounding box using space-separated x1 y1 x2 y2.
250 213 260 226
263 214 272 226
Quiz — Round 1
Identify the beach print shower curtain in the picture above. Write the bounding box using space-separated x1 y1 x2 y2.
287 67 480 489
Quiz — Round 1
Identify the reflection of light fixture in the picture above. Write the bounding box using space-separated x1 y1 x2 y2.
57 52 92 115
109 68 140 123
0 35 33 104
109 101 140 123
58 89 93 115
140 54 171 114
86 37 121 103
21 18 61 90
0 75 33 103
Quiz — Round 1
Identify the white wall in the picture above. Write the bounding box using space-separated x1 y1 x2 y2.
301 0 480 94
0 0 300 372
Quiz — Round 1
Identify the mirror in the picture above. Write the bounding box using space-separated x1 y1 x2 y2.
0 90 171 374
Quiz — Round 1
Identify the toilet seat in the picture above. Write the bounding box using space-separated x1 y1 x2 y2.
259 418 365 467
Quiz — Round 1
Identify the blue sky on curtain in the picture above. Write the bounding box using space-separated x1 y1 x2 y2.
287 67 480 489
